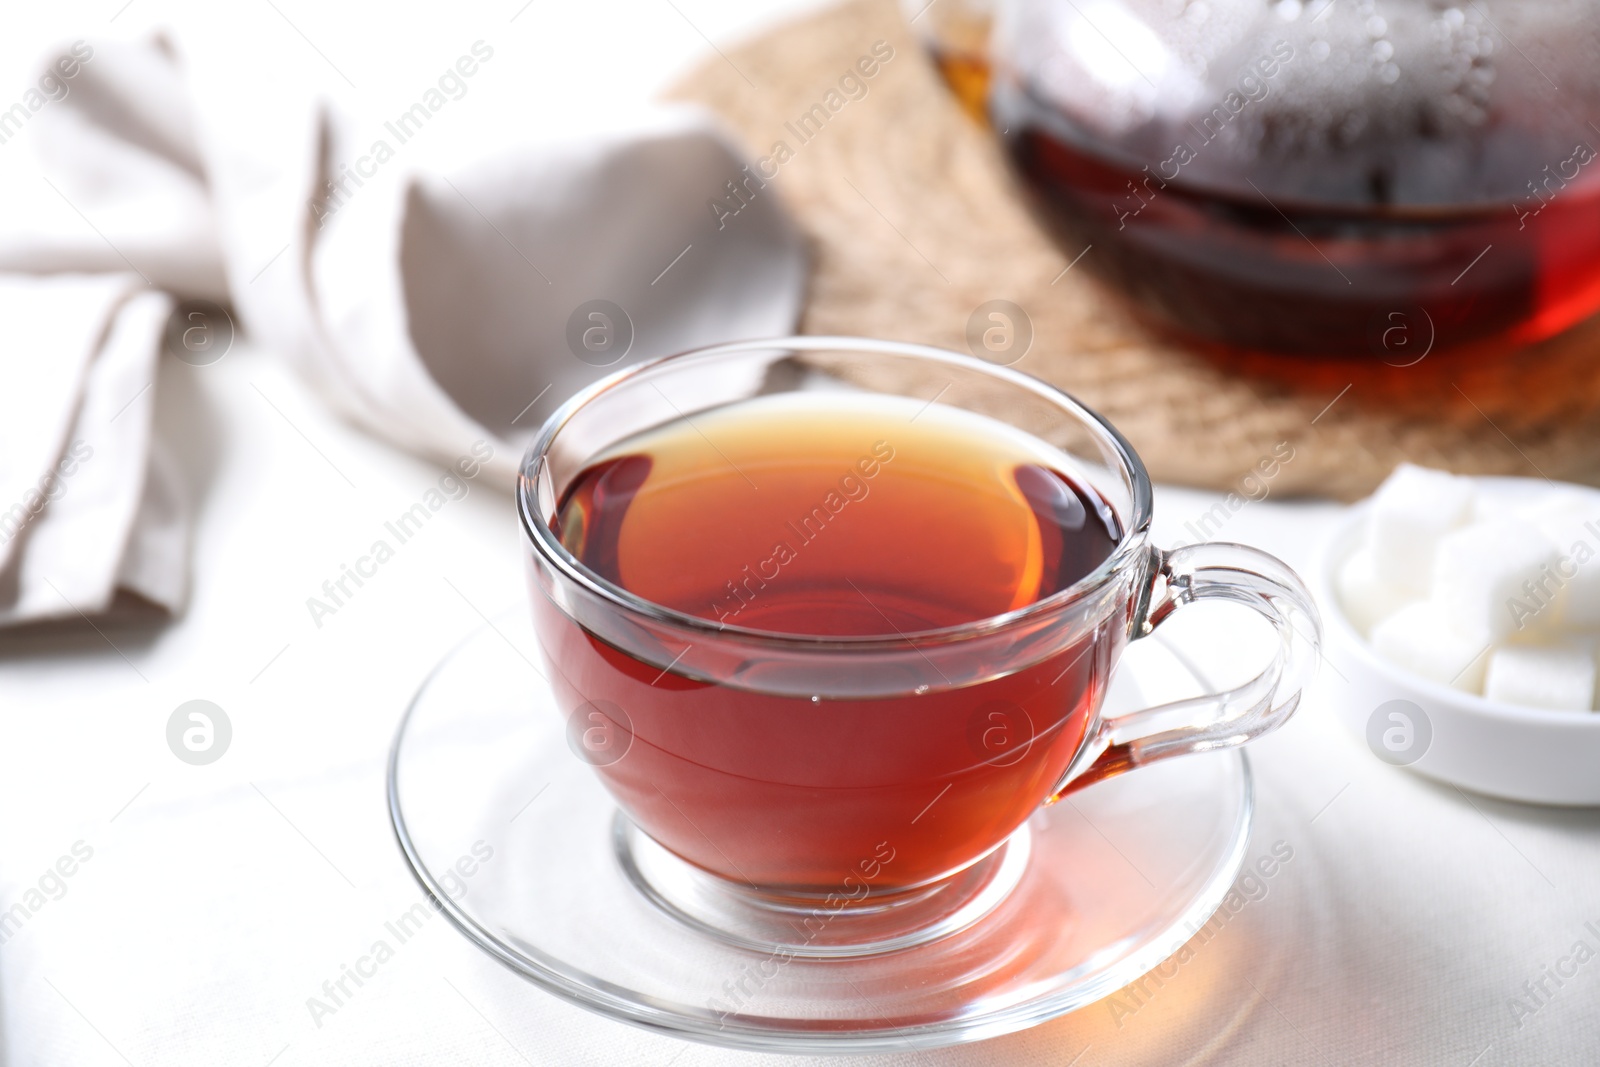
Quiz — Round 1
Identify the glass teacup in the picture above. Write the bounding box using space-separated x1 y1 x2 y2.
518 336 1320 955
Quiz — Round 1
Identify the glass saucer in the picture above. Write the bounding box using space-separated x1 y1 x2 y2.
386 611 1252 1054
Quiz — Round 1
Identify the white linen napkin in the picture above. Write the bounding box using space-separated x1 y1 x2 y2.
0 33 807 628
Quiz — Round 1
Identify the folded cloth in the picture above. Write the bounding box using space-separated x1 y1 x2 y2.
0 33 806 627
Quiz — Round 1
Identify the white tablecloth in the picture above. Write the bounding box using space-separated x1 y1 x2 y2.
3 3 1598 1064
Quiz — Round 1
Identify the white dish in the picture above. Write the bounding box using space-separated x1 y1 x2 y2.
1315 476 1600 806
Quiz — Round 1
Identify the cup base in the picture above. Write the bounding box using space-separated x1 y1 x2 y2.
388 609 1254 1053
614 814 1031 959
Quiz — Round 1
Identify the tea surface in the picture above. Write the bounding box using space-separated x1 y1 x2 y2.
553 393 1121 636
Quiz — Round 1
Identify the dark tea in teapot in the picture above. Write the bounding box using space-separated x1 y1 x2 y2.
945 0 1600 358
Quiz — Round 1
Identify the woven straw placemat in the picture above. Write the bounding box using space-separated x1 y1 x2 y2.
666 0 1600 499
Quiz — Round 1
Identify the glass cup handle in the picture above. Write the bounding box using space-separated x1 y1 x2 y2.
1053 542 1323 797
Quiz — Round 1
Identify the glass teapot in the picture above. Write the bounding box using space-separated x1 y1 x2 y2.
908 0 1600 360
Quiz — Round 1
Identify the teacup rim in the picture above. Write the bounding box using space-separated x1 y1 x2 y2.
516 335 1155 648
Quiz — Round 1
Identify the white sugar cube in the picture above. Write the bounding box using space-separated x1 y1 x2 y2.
1370 601 1489 693
1517 489 1596 527
1519 496 1600 630
1483 644 1597 711
1368 464 1475 593
1431 520 1561 645
1562 551 1600 630
1472 485 1526 524
1335 549 1418 637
